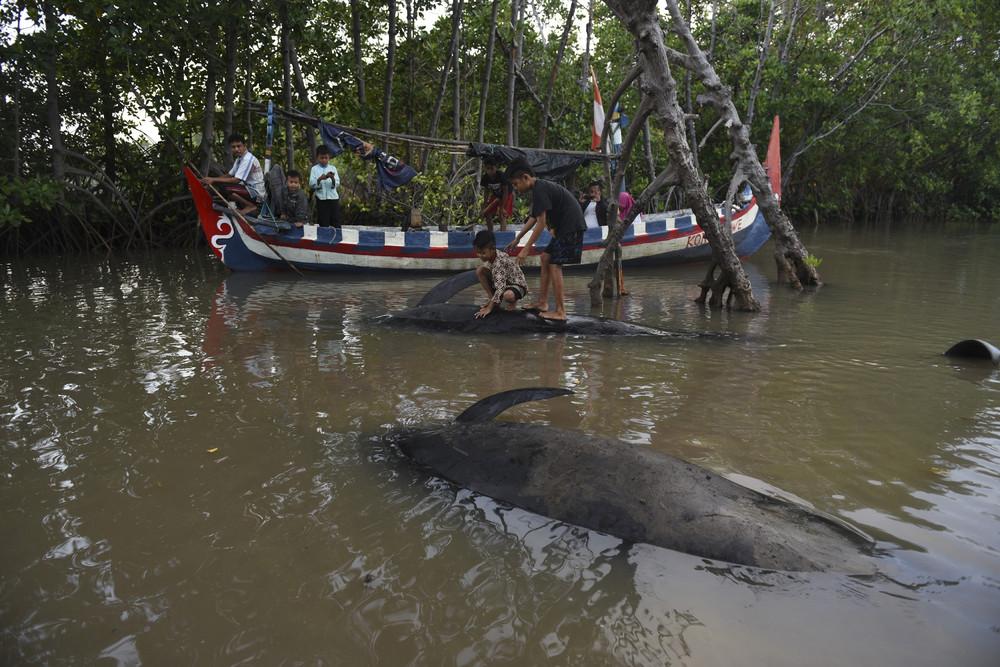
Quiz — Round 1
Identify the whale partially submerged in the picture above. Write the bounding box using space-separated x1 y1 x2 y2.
382 301 692 335
392 388 878 573
378 270 723 338
944 339 1000 365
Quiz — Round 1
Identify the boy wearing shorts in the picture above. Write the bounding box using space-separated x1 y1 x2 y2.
504 158 586 321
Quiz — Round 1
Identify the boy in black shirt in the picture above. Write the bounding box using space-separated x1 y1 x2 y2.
505 158 586 321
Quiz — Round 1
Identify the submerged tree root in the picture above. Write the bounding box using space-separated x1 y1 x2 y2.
774 242 822 290
695 263 760 311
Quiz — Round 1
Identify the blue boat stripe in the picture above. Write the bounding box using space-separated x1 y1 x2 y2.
405 231 430 250
448 231 472 249
495 231 517 248
646 219 666 235
358 230 385 249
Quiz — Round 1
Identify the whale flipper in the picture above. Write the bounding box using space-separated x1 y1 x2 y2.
417 270 481 306
455 387 574 423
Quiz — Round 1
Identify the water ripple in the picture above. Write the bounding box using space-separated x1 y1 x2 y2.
1 234 999 665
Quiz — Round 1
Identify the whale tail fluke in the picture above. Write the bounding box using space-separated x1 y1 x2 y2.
455 387 574 423
417 270 481 306
944 339 1000 365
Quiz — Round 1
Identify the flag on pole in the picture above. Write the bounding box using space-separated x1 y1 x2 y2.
610 102 627 192
610 103 625 150
263 101 274 174
590 67 605 151
765 115 782 205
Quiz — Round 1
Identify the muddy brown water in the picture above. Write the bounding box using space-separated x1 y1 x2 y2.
1 224 998 665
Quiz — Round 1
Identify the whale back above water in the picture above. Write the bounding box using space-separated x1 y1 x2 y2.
944 339 1000 365
394 388 878 573
382 302 699 336
383 270 727 337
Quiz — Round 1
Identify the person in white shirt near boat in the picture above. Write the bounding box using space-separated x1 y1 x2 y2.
578 180 609 229
309 145 342 227
202 134 266 215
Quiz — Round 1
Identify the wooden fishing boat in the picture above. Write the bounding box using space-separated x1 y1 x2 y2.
185 167 770 273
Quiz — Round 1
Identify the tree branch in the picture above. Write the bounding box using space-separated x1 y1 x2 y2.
746 0 777 128
494 26 557 127
832 25 888 83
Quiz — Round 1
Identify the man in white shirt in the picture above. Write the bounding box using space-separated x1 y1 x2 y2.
203 134 266 214
578 180 608 230
309 145 341 227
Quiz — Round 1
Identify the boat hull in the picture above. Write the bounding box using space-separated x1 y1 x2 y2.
186 168 770 273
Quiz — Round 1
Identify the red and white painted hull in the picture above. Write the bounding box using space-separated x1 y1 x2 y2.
185 168 770 273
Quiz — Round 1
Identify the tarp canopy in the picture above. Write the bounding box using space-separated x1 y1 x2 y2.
466 143 604 180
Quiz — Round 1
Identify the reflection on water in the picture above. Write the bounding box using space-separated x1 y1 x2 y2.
1 224 999 665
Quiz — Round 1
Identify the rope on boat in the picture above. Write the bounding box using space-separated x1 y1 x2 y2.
248 102 617 160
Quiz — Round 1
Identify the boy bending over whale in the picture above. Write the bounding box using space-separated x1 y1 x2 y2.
473 230 528 319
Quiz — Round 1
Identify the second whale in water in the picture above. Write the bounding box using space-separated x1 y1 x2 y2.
392 388 878 573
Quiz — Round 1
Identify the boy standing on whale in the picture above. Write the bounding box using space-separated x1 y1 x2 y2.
473 230 528 319
505 158 586 321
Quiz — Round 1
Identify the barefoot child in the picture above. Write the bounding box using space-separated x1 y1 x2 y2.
504 158 586 321
473 230 528 319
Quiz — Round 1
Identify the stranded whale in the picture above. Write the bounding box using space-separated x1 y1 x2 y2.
392 388 878 573
944 339 1000 365
378 270 727 338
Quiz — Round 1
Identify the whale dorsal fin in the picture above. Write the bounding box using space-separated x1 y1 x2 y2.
417 270 481 306
455 387 574 423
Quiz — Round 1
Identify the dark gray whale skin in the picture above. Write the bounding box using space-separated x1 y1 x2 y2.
944 339 1000 365
393 388 878 573
377 269 730 337
379 302 709 337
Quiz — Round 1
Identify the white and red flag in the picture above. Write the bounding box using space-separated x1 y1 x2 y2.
590 66 605 151
765 115 782 205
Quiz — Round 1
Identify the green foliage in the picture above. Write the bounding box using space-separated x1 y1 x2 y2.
803 253 823 269
0 177 61 229
691 0 1000 222
1 0 998 255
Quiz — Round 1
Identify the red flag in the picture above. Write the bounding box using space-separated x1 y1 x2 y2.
590 67 605 151
765 115 782 205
